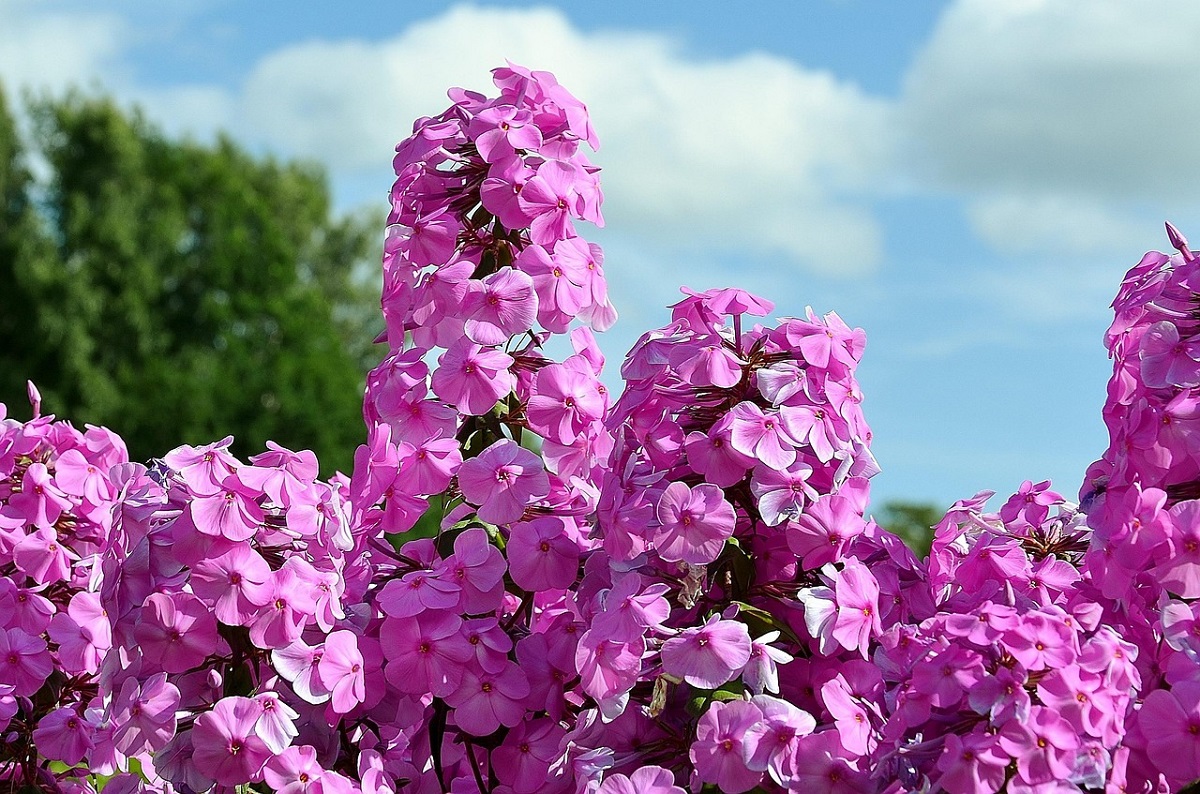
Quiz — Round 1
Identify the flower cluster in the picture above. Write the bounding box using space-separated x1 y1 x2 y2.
0 386 127 790
94 437 362 792
1078 223 1200 791
4 64 1200 794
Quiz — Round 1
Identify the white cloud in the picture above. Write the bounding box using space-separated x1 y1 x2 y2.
0 1 128 94
228 5 890 277
898 0 1200 253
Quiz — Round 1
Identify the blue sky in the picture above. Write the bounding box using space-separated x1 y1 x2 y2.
4 0 1197 511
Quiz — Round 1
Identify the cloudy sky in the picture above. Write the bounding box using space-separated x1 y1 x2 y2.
3 0 1195 510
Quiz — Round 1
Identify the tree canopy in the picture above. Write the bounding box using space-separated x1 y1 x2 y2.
0 84 381 474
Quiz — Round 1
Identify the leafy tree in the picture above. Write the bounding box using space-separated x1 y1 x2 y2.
0 84 381 474
875 500 942 558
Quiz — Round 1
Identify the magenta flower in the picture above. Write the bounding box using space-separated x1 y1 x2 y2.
33 707 94 766
1002 613 1076 671
934 732 1008 794
683 415 755 488
53 448 113 503
6 462 71 529
831 558 882 658
1140 319 1200 388
191 543 274 625
728 401 802 470
47 591 111 675
264 745 326 794
380 610 472 697
457 439 550 525
191 696 272 786
431 338 515 416
821 674 875 756
742 631 794 695
133 592 220 674
492 718 567 794
464 268 539 345
13 527 77 584
444 527 507 613
525 363 605 445
377 566 460 619
596 766 684 794
575 632 643 702
653 482 736 565
507 517 580 591
691 700 764 793
317 630 365 714
272 639 330 704
470 105 543 163
445 660 530 736
253 691 299 754
248 559 320 649
111 673 180 754
789 489 868 569
660 614 751 689
188 474 266 542
1139 682 1200 785
743 695 817 786
519 160 581 246
997 707 1080 785
751 462 816 527
674 341 744 388
515 243 587 332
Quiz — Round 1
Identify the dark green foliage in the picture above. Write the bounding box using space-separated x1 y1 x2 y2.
876 500 941 558
0 84 381 474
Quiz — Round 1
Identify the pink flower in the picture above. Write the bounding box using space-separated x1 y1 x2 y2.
507 517 580 591
188 474 266 542
653 482 735 565
519 160 581 245
660 615 751 689
596 766 684 794
457 439 550 524
191 696 272 785
464 268 538 345
1140 319 1200 388
691 700 764 793
163 437 238 495
751 462 816 527
934 732 1008 794
525 363 605 445
742 631 794 695
380 610 471 698
272 639 330 704
47 591 111 675
133 593 220 674
728 402 802 470
13 527 77 584
6 462 71 529
431 338 515 416
831 559 882 658
191 543 274 625
1139 682 1200 785
683 415 755 488
444 527 507 613
33 707 94 766
821 674 875 756
997 706 1080 785
743 695 817 786
264 745 326 794
445 660 530 736
575 632 643 702
54 448 113 504
111 673 180 754
317 630 365 714
493 718 567 794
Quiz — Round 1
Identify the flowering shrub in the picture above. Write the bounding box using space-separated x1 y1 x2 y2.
1 63 1199 793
